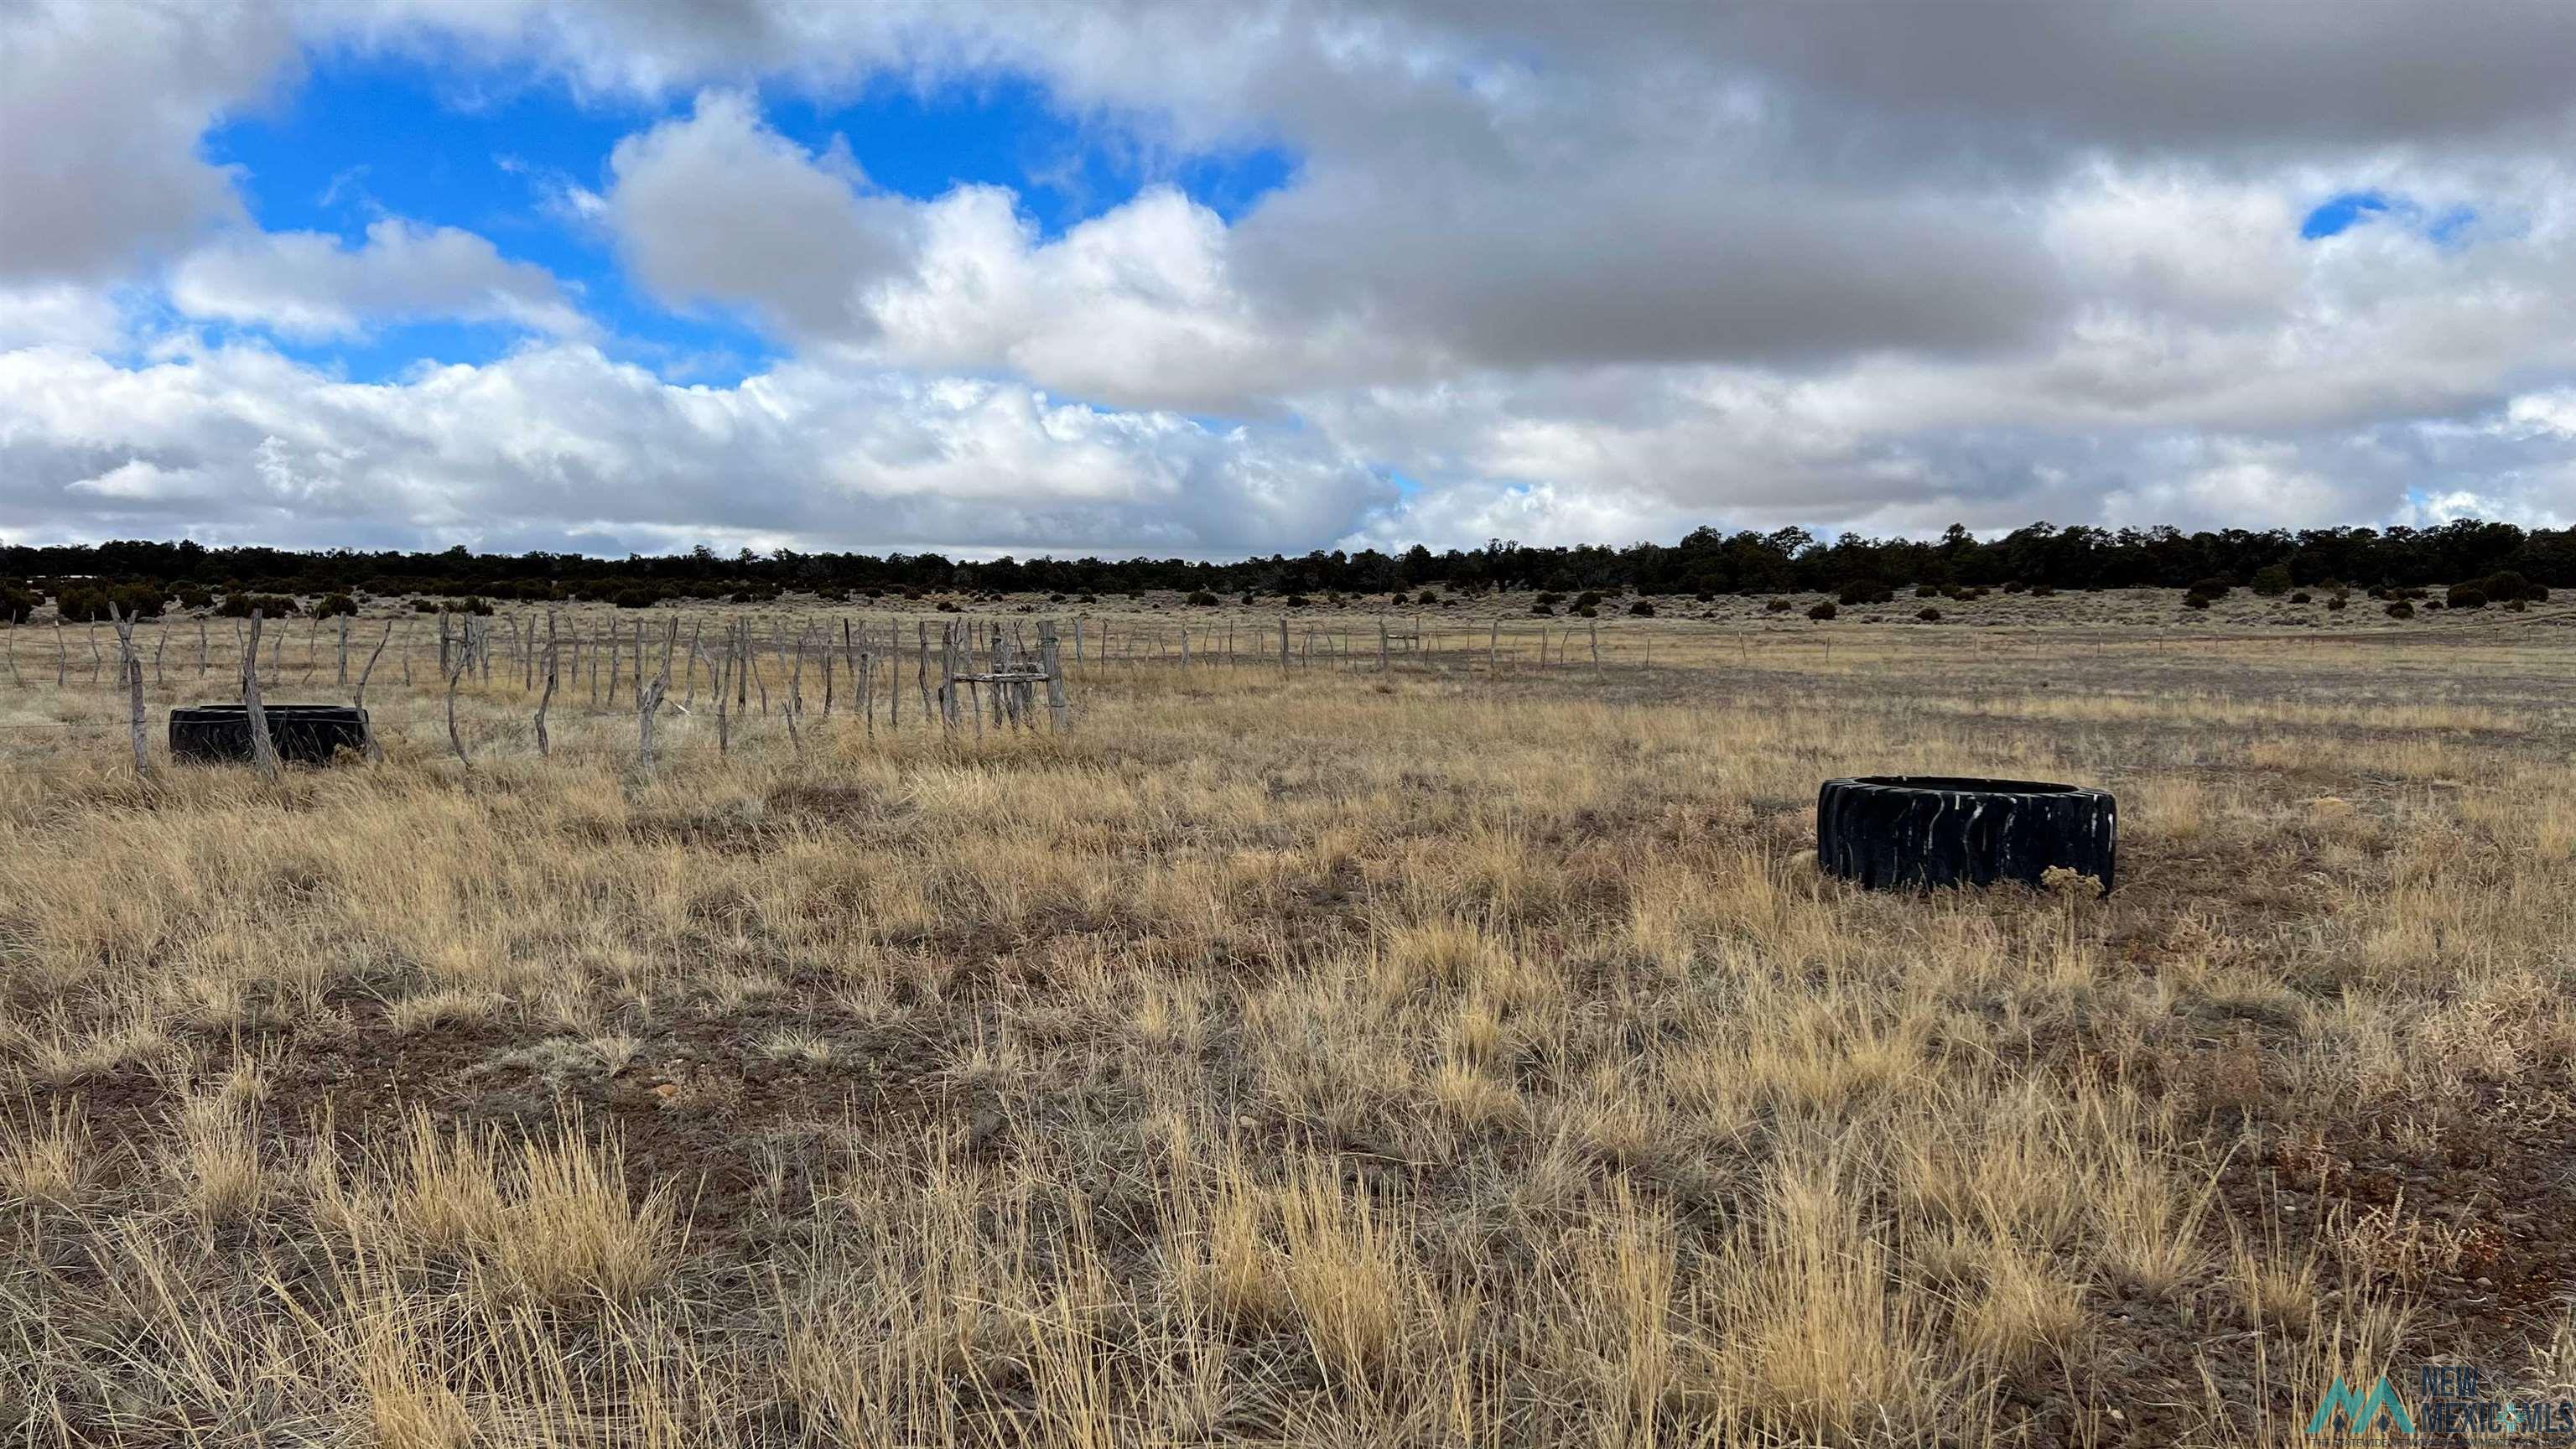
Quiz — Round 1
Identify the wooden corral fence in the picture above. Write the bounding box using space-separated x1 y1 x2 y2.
3 602 1687 777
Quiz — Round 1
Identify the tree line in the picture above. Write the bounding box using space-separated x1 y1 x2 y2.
4 518 2569 617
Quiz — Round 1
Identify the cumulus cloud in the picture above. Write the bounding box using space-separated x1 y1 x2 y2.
604 91 917 339
13 0 2576 550
169 219 590 340
0 0 292 280
0 340 1386 553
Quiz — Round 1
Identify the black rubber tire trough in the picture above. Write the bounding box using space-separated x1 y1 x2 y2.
169 704 371 766
1816 776 2116 891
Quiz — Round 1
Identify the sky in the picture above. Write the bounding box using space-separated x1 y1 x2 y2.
8 2 2576 558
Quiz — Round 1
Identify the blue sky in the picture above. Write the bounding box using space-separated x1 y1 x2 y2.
202 53 1295 383
11 1 2576 556
2300 189 2477 247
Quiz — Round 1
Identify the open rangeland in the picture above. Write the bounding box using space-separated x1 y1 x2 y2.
3 598 2573 1446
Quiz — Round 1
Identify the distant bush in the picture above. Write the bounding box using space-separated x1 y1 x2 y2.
1836 579 1893 606
1764 598 1791 613
1575 605 1597 618
55 584 160 621
1531 602 1555 615
2189 577 2232 598
2326 595 2347 611
1916 607 1942 622
175 584 213 610
2250 564 2293 597
1575 590 1603 608
1285 594 1311 608
2475 570 2544 604
2386 600 2415 619
1806 601 1837 621
311 593 358 618
2183 594 2211 610
2288 591 2312 605
613 588 665 609
51 585 108 621
1694 590 1715 603
1416 590 1440 605
1914 584 1940 599
1183 590 1216 606
1628 600 1654 616
1 586 32 625
411 598 440 613
219 592 299 618
1535 591 1565 607
2445 584 2487 610
2027 584 2056 598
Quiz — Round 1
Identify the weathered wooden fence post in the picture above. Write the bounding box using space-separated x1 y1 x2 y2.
533 611 558 757
636 675 667 775
355 618 394 760
109 604 149 779
242 610 279 780
444 619 472 768
1040 621 1070 731
713 631 733 756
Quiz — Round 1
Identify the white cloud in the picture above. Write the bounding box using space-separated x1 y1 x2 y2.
0 0 292 280
0 282 131 352
169 219 590 340
604 91 916 339
0 340 1387 553
14 0 2576 550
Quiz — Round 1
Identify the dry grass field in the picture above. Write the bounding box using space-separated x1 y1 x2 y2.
4 593 2575 1446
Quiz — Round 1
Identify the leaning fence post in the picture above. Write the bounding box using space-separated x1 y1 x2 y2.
354 618 394 759
533 611 558 757
444 622 472 768
713 637 733 756
242 610 280 780
109 604 149 780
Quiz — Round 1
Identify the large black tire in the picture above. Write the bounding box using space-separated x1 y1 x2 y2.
169 704 370 766
1816 776 2116 891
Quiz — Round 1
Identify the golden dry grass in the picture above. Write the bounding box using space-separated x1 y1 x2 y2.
3 599 2574 1445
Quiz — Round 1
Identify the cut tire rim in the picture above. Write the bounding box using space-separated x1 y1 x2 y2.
1815 775 2116 892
